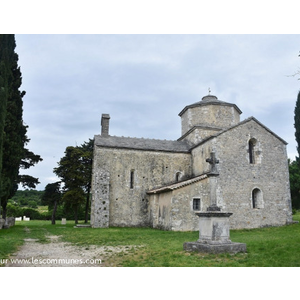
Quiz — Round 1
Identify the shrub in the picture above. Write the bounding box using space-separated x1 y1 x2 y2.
6 202 89 221
21 208 41 220
6 203 23 217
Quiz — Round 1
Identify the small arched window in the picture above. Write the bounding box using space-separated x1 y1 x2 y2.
252 188 263 209
175 172 181 182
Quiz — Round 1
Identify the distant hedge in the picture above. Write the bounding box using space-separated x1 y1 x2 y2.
6 203 88 220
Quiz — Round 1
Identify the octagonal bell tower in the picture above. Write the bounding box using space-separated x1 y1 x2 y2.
178 94 242 145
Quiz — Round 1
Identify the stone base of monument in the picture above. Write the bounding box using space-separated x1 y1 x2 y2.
183 211 246 254
183 240 246 254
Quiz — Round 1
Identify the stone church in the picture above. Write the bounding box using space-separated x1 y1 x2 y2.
90 94 293 231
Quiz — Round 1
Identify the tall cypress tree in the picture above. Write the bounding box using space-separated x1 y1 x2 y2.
0 64 6 172
0 67 6 199
0 34 42 219
294 91 300 162
0 45 7 171
0 35 11 218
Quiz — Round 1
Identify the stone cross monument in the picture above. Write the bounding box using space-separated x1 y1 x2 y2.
206 151 219 174
206 151 220 211
183 151 246 254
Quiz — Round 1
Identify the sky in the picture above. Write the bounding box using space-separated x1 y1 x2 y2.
14 34 300 190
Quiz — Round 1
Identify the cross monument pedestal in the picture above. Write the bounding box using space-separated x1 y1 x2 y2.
183 211 247 254
183 152 246 254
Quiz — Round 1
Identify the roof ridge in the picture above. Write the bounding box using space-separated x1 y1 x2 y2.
94 134 191 153
96 134 186 143
147 173 208 194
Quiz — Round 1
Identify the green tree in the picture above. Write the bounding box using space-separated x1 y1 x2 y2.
54 146 86 224
80 139 93 223
53 140 93 224
289 159 300 209
294 91 300 160
0 34 42 219
292 90 300 210
28 200 37 209
62 188 85 224
41 182 62 224
12 189 43 207
0 34 10 218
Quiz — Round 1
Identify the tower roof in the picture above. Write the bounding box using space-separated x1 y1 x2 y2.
201 94 220 102
178 94 242 116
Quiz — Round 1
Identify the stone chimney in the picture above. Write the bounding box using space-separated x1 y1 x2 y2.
101 114 110 137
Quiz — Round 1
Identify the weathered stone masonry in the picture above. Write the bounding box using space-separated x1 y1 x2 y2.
92 141 191 227
90 168 110 228
91 94 293 230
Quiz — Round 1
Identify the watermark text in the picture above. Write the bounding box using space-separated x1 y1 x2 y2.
1 257 101 266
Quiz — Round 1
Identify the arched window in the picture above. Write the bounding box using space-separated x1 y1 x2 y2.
249 138 256 164
175 172 181 182
252 188 263 209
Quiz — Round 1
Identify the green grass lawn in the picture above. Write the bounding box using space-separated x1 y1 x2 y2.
1 213 300 267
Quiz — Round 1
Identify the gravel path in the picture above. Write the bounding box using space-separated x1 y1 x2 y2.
4 234 137 267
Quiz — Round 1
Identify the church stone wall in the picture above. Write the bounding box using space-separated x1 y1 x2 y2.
91 146 192 228
191 139 215 175
149 192 172 230
179 126 221 145
149 178 210 231
213 119 292 229
90 168 110 228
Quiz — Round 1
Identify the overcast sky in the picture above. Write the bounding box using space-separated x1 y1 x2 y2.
14 34 300 190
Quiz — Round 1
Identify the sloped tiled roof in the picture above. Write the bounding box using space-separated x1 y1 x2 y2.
147 173 208 194
94 135 191 153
